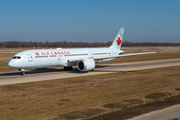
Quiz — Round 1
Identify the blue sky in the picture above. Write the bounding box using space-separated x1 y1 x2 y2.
0 0 180 43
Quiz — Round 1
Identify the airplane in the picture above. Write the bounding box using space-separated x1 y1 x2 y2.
8 27 156 75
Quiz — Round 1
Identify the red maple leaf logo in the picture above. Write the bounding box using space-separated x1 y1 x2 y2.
116 37 122 46
35 52 39 56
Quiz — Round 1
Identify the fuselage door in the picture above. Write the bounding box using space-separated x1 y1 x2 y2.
89 51 93 58
27 54 33 62
111 51 115 56
57 54 61 60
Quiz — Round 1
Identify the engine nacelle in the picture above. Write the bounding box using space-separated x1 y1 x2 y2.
77 59 95 71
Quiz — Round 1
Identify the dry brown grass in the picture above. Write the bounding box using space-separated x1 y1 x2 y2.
0 60 19 72
0 66 180 120
0 53 16 58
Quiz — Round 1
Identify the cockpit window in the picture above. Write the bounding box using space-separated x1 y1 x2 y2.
13 56 21 59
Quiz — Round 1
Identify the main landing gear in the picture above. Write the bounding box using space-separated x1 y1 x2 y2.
64 66 73 71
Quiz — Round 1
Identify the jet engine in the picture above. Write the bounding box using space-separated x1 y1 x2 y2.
77 59 95 71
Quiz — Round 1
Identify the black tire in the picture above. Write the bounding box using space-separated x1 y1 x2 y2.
64 66 73 71
64 67 67 71
21 72 25 75
69 66 73 71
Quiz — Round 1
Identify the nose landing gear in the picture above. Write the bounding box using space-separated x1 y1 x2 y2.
21 72 25 75
19 69 25 75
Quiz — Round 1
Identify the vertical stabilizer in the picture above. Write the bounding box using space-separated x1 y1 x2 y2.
110 27 125 50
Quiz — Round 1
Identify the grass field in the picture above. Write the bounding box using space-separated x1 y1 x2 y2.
0 60 19 72
0 53 16 58
0 66 180 120
0 47 180 119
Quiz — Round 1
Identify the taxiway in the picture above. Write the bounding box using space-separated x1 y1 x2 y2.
0 59 180 85
129 104 180 120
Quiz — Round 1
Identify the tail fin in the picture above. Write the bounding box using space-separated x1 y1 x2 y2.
110 27 125 50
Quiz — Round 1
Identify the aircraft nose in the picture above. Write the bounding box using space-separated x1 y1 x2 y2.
8 60 14 67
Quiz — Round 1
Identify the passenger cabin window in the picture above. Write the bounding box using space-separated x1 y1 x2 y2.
13 56 21 59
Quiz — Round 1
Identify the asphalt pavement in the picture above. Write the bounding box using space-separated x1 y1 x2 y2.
0 59 180 85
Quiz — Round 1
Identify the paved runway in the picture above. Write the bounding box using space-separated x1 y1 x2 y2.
0 59 180 85
129 104 180 120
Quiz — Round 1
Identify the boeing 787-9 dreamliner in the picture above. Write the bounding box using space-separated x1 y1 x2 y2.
8 27 155 75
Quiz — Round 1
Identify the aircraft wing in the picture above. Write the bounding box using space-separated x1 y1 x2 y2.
68 52 156 63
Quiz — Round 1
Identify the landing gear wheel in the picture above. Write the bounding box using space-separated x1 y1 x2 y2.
19 69 25 76
64 66 73 71
21 72 25 76
64 67 67 71
69 66 73 71
91 69 94 71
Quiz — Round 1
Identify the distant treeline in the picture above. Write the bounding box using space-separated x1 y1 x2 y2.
0 41 180 48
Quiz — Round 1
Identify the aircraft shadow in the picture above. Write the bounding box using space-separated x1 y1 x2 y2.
0 68 63 76
0 65 112 76
95 65 110 68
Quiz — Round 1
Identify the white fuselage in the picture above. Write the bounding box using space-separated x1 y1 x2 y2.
8 47 123 69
